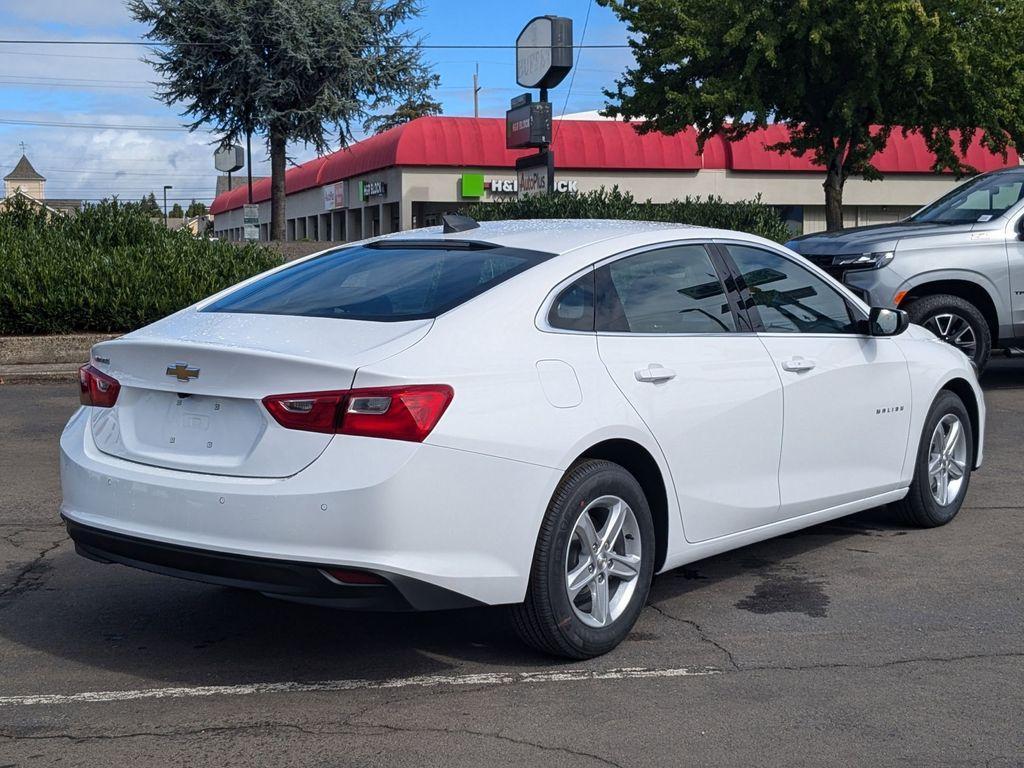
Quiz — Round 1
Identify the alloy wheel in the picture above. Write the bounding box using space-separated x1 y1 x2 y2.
927 414 968 506
924 313 978 359
564 495 642 628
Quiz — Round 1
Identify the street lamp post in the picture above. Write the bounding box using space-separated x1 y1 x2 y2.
163 185 173 227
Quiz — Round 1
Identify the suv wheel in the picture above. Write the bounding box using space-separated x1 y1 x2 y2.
893 390 974 527
905 294 991 372
511 460 655 659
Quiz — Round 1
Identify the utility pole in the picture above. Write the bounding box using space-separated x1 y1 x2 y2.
473 63 481 118
246 128 254 204
163 185 173 227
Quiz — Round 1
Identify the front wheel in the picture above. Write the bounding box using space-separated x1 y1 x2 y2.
905 294 991 372
511 460 655 659
893 391 974 527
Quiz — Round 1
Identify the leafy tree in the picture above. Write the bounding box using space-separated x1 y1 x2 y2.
599 0 1024 230
169 202 184 219
363 66 442 134
138 192 161 217
131 0 439 240
185 199 208 217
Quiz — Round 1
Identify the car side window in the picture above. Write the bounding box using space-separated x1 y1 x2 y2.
548 271 595 332
595 245 737 334
725 244 857 334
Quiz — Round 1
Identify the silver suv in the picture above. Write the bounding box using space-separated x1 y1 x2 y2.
788 166 1024 372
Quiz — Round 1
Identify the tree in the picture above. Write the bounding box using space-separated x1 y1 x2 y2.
363 65 442 135
599 0 1024 230
138 192 161 217
130 0 438 240
185 200 208 217
169 202 184 219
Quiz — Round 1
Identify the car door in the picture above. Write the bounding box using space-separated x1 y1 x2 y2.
1004 203 1024 338
594 243 785 543
718 241 913 517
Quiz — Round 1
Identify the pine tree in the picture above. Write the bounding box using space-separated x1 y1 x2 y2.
130 0 439 240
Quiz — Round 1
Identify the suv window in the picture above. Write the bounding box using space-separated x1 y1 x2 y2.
548 272 595 331
205 241 553 321
725 244 858 334
910 168 1024 224
595 245 737 334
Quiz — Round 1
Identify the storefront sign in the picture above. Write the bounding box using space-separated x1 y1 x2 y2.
243 204 259 241
516 16 573 89
359 180 387 200
323 182 345 210
460 173 577 198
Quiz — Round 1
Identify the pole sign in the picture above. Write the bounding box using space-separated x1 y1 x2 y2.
214 144 244 173
516 151 554 198
243 204 259 240
506 101 552 149
516 16 574 89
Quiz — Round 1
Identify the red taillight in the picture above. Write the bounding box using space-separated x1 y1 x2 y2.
78 364 120 408
262 385 453 442
261 390 347 434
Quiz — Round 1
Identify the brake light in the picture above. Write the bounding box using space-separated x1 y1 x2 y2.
262 385 453 442
78 364 120 407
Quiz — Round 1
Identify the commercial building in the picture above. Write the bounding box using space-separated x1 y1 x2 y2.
210 116 1019 241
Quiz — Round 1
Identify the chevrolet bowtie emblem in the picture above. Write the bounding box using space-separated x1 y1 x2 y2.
166 362 200 382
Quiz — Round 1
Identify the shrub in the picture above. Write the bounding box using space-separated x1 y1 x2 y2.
463 187 793 243
0 197 282 335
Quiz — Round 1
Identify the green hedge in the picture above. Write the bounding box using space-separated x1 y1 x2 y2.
0 197 282 335
463 187 792 243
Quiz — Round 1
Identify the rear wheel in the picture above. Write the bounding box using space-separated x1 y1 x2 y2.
893 391 974 528
512 460 655 659
905 294 991 372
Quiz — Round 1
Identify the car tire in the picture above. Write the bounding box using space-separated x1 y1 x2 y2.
511 459 655 659
904 294 992 372
893 390 974 528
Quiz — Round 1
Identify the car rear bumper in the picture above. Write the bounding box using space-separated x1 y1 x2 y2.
60 407 561 607
64 515 479 610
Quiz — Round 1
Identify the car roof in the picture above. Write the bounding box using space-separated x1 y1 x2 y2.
378 218 728 255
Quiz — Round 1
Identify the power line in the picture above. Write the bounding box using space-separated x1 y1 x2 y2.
0 117 188 132
0 39 630 50
556 0 596 143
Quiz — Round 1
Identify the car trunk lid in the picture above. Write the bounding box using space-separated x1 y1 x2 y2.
87 311 432 477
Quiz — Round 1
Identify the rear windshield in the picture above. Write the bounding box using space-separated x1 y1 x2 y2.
204 241 553 321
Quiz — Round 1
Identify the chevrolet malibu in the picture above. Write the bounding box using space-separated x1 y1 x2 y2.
61 218 984 658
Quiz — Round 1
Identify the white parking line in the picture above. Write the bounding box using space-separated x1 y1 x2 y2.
0 666 721 707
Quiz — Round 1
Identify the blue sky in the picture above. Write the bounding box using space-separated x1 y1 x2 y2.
0 0 632 205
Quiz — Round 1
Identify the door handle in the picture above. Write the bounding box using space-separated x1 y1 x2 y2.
635 364 677 383
781 356 817 373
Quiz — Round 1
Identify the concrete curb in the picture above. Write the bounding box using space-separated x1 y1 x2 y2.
0 334 117 384
0 363 81 385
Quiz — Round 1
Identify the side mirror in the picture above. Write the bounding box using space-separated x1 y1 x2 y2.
1017 217 1024 241
868 307 910 337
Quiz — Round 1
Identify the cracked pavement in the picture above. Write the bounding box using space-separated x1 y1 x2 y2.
0 362 1022 767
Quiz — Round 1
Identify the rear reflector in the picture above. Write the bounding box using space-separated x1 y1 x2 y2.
262 385 453 442
323 568 388 586
79 364 120 408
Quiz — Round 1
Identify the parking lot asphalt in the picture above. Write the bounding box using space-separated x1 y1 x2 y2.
0 362 1021 768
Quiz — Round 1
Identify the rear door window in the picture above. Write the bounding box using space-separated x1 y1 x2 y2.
205 241 553 321
595 245 738 334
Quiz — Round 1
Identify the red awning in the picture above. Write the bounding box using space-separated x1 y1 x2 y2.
211 117 1019 214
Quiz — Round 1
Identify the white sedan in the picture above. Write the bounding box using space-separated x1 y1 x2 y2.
61 218 984 658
